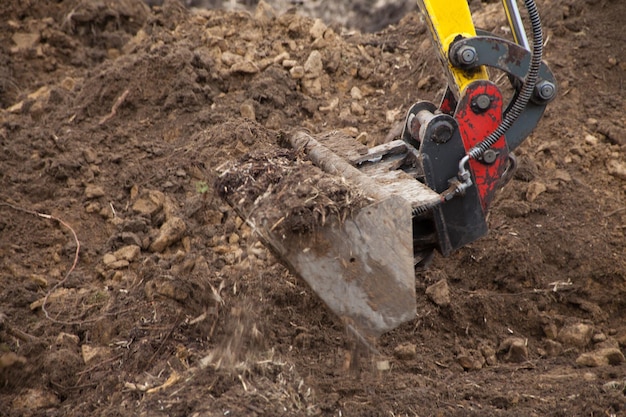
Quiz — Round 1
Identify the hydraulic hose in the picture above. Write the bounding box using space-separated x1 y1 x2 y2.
467 0 543 160
412 0 543 217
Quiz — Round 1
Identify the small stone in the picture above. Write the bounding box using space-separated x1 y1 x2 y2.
456 349 485 370
393 343 417 360
576 348 625 367
480 344 498 366
544 339 563 357
350 101 365 116
425 279 451 307
376 360 390 371
319 97 339 113
12 389 59 411
221 51 243 66
113 245 141 262
81 345 111 365
289 65 305 79
558 323 593 348
553 169 572 182
254 0 276 23
55 332 80 346
302 78 322 96
498 337 529 363
240 100 256 121
543 323 558 340
0 352 27 369
607 160 626 181
584 134 599 146
356 132 369 145
132 190 165 216
525 181 547 202
102 253 117 266
592 332 608 344
228 233 240 245
273 51 290 65
30 274 47 288
83 148 98 164
150 217 187 253
85 184 105 199
85 202 101 213
309 19 327 40
350 86 363 100
304 50 323 78
12 32 40 50
230 60 259 74
108 260 130 270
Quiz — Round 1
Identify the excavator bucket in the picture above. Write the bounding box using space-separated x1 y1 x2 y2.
217 131 441 337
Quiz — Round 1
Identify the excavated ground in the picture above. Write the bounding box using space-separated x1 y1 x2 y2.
1 0 625 416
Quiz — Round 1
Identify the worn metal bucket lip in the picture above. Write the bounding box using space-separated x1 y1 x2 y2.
257 194 417 338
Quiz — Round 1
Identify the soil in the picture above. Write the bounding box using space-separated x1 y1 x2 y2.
1 0 625 416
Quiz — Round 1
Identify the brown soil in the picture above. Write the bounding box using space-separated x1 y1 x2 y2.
1 0 625 416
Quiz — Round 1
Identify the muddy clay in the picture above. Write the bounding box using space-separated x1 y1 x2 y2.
1 0 625 416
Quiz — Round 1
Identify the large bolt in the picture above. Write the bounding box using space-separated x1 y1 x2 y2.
534 80 557 102
430 120 454 144
455 45 478 66
472 94 492 112
482 149 498 164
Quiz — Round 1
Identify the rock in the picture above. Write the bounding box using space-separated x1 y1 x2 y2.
81 345 111 365
84 184 105 199
12 389 59 411
230 60 259 74
393 343 417 360
289 65 305 79
350 86 363 100
309 19 327 40
132 190 165 217
558 323 593 348
544 340 563 357
456 349 485 370
576 348 625 367
304 50 323 78
149 217 187 252
55 332 80 347
11 32 40 50
350 101 365 116
254 0 276 23
0 352 27 369
543 322 559 340
480 344 498 366
607 160 626 181
113 245 141 262
376 360 391 371
240 100 256 121
498 337 529 363
102 253 117 267
221 51 243 66
592 332 608 344
425 279 451 307
106 260 130 270
525 181 547 202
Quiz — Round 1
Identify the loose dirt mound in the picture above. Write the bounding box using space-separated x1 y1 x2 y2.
1 0 625 416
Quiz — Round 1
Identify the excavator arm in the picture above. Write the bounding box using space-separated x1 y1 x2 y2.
218 0 556 339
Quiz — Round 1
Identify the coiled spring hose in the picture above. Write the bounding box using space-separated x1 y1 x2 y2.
414 0 544 217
